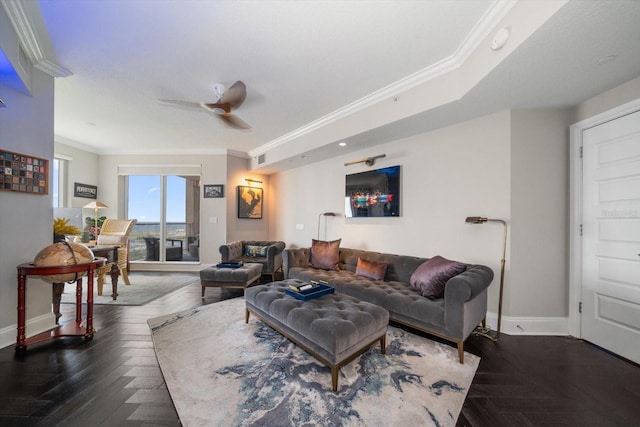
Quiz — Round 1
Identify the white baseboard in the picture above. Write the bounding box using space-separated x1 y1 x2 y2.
483 312 570 336
0 312 57 350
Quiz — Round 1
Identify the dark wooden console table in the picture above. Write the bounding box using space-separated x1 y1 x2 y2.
15 258 106 352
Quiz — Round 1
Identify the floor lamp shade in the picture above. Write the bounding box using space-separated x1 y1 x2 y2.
465 216 507 341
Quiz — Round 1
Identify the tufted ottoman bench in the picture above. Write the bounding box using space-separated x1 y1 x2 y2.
199 262 263 297
245 279 389 392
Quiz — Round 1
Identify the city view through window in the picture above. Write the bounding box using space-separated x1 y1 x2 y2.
127 175 200 262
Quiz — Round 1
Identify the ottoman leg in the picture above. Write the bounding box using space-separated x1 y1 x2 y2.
331 366 339 392
380 334 386 354
245 308 250 324
201 284 205 297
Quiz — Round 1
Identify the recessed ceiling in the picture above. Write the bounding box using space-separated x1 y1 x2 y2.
5 0 640 173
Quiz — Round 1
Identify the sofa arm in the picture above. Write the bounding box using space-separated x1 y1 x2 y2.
219 241 243 261
266 241 286 273
444 264 494 304
443 264 494 337
282 248 310 279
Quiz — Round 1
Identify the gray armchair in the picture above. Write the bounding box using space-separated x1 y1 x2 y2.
219 240 286 281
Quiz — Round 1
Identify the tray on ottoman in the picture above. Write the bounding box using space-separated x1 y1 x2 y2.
285 281 334 301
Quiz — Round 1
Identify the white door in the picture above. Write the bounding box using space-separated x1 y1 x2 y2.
582 110 640 364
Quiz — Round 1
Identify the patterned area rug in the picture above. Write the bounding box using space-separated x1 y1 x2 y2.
61 273 199 305
149 297 479 426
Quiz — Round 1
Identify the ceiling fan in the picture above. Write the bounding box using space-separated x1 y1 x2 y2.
159 80 250 129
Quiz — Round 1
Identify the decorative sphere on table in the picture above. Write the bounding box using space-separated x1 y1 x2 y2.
33 242 95 283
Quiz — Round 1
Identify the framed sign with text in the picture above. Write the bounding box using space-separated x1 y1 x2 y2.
0 149 48 195
204 184 224 198
74 182 98 199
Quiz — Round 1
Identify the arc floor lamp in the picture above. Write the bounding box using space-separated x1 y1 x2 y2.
317 212 336 240
465 216 508 341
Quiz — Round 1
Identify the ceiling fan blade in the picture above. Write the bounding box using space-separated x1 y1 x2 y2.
218 113 251 130
220 80 247 108
158 99 202 109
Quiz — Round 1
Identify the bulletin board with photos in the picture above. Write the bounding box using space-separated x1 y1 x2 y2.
0 149 49 195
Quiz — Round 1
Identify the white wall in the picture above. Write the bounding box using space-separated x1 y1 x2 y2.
272 111 513 318
271 108 572 333
54 141 99 208
0 69 56 349
511 108 571 321
226 155 269 244
572 76 640 123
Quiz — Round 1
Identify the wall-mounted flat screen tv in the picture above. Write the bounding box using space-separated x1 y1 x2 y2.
345 165 400 217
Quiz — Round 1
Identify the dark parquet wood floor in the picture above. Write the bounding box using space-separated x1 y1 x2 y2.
1 275 639 426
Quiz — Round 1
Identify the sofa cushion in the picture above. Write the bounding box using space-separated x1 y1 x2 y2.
409 255 467 299
310 239 341 270
244 244 268 258
355 257 388 280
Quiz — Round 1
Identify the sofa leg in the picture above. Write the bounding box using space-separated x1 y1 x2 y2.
457 341 464 364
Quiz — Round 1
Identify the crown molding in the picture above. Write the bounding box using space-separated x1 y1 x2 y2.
249 0 517 158
227 149 250 159
55 135 100 153
35 59 72 78
1 0 71 78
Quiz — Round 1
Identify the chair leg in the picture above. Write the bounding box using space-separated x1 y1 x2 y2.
97 271 105 296
119 266 131 286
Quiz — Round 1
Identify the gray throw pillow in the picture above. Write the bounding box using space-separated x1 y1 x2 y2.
410 255 467 299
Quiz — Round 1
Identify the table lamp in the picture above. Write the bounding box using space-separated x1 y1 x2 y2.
83 201 108 239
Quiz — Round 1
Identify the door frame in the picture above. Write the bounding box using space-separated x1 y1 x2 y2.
569 97 640 337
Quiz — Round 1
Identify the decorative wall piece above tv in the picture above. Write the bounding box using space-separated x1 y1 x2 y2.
0 149 48 195
345 165 400 217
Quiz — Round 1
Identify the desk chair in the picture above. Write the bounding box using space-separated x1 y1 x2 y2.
96 218 137 293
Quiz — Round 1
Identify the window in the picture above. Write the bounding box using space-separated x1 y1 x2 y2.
120 166 201 263
52 155 69 207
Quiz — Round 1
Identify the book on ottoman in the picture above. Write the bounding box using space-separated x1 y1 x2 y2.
216 260 244 269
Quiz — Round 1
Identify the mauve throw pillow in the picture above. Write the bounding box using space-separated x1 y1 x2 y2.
410 255 467 299
356 258 388 280
310 239 341 270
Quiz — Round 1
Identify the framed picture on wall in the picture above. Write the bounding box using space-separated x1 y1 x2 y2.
204 184 224 198
0 149 48 195
237 185 263 219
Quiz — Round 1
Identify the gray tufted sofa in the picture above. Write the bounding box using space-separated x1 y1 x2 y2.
283 247 494 363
